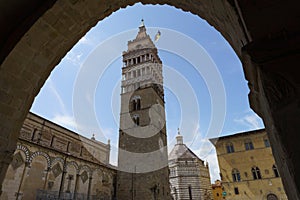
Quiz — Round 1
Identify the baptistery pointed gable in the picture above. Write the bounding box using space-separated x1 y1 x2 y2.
168 130 202 161
168 142 199 161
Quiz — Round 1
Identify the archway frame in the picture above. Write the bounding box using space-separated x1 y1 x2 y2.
0 1 299 199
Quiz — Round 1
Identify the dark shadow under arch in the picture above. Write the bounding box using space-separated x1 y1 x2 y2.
0 1 299 199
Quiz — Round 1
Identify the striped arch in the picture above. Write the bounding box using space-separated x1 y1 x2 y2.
16 144 30 162
79 165 92 176
66 161 79 174
51 157 65 166
93 167 104 177
29 151 51 168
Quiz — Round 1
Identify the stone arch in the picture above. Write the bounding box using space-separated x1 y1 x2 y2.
76 165 92 195
51 156 64 166
0 1 298 199
79 165 92 176
63 161 77 194
0 1 246 192
267 193 278 200
29 151 51 168
48 157 64 192
66 160 79 174
23 151 50 199
90 168 109 197
16 144 30 162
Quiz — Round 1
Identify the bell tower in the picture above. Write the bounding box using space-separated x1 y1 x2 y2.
116 20 171 199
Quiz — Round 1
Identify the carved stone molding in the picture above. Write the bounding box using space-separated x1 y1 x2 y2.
260 70 296 111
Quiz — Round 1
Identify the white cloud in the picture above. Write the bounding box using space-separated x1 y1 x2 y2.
52 114 78 131
47 78 67 114
192 139 220 183
205 150 221 182
78 36 89 45
78 35 93 46
234 112 262 130
187 138 220 183
65 51 83 66
100 127 115 137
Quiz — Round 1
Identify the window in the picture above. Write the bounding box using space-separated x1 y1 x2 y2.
267 193 278 200
264 139 270 147
252 167 262 180
131 96 141 111
273 165 279 177
244 139 254 150
232 169 241 182
133 115 140 126
136 98 141 110
188 185 193 200
226 143 235 153
234 187 239 195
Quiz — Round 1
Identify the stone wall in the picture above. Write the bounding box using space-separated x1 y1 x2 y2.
0 0 299 199
211 129 287 199
0 112 116 200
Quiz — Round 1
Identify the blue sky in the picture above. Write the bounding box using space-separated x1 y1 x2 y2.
30 3 264 182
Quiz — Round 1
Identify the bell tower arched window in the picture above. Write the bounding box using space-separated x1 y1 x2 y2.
131 96 141 111
133 114 140 126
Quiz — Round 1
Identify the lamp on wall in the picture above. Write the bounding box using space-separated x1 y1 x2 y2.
268 179 272 186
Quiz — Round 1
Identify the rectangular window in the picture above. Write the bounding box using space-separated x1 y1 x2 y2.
264 139 270 147
245 142 254 150
234 187 239 195
226 144 234 153
188 185 193 200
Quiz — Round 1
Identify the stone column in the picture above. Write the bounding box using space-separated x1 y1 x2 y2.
0 146 16 195
87 176 92 200
15 162 30 200
58 157 68 198
43 167 50 190
242 36 300 200
73 173 80 199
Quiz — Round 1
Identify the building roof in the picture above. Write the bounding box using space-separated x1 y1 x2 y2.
209 128 265 146
168 129 203 162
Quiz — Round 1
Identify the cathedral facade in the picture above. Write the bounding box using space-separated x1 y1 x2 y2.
0 112 115 200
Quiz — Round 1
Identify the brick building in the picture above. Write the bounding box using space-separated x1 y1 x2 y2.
211 180 224 200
